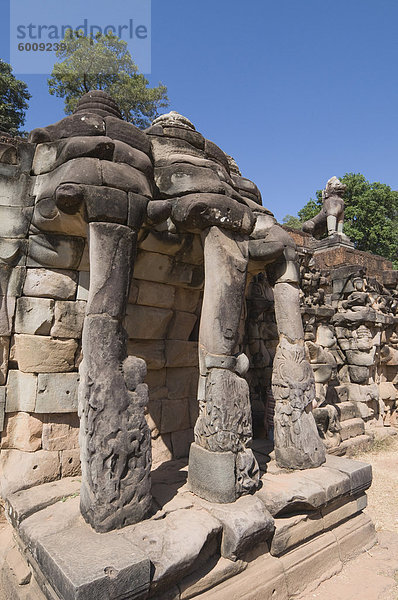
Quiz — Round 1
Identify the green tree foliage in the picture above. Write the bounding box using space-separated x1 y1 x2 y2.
342 173 398 266
282 214 302 229
283 173 398 267
297 197 322 224
283 198 323 230
48 32 169 128
0 60 31 136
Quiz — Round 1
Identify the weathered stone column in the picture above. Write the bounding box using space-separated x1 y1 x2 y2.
272 282 326 469
34 89 156 532
248 214 325 470
79 221 152 532
188 226 260 503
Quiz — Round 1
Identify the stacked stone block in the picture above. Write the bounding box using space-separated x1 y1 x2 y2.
1 132 396 498
244 230 397 453
3 101 395 512
0 141 84 496
244 273 278 439
126 235 204 466
292 238 397 451
0 135 206 493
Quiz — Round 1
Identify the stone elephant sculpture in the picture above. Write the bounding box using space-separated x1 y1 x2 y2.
21 90 325 532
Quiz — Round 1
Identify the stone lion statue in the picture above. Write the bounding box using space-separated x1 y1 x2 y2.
302 176 346 238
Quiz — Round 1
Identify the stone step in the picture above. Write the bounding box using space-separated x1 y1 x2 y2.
3 453 374 600
328 434 373 457
195 513 376 600
336 401 357 422
269 494 368 558
258 454 372 517
340 418 365 441
5 477 81 528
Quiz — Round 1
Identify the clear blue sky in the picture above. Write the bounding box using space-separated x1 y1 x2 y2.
1 0 398 222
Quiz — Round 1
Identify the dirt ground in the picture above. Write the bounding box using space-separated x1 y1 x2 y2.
356 434 398 535
300 433 398 600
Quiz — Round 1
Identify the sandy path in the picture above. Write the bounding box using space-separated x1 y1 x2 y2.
300 434 398 600
357 436 398 534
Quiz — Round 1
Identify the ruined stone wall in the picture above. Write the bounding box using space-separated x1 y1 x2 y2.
126 233 204 467
1 106 273 499
0 137 206 496
244 273 277 438
0 140 84 496
0 128 396 500
245 231 398 454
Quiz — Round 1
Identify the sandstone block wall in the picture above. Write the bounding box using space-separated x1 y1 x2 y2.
0 134 396 497
125 234 204 467
0 140 84 495
0 137 207 495
245 231 398 453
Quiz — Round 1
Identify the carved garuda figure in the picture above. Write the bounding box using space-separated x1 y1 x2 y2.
6 91 325 531
302 176 346 237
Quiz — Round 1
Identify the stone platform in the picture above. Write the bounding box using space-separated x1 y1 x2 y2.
1 452 376 600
